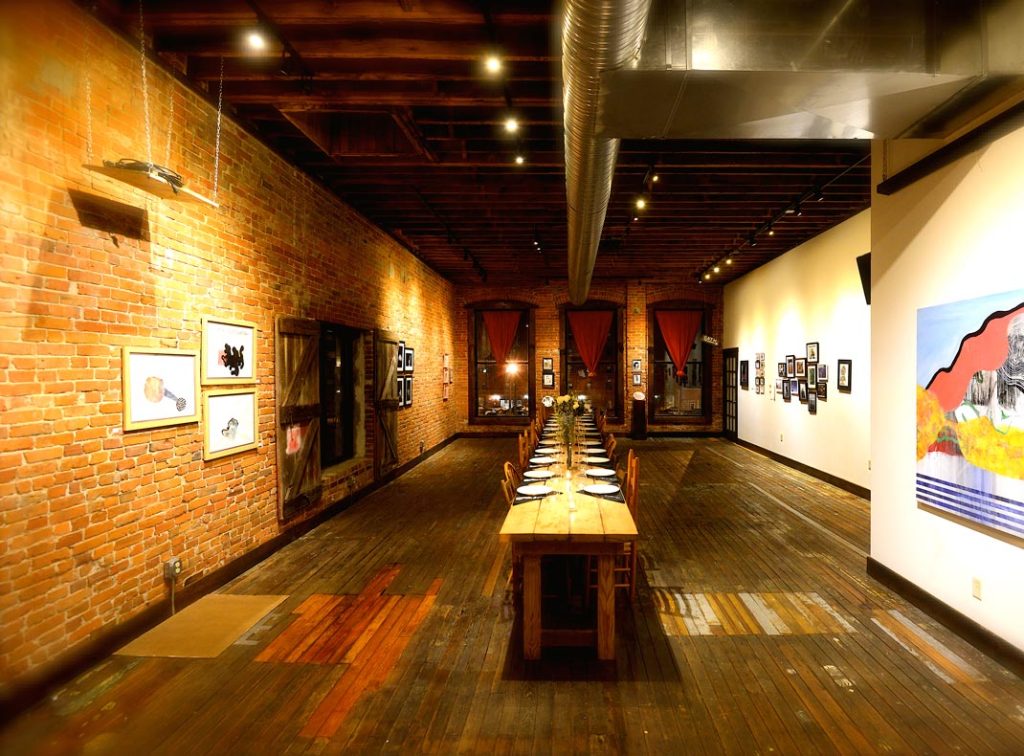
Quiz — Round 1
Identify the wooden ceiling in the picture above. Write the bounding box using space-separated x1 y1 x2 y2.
94 0 872 288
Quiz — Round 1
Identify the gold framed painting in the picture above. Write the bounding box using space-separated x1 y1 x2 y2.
201 316 257 384
122 347 200 431
203 388 258 460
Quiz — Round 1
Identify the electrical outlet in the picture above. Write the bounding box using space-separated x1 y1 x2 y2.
971 577 982 600
164 557 182 581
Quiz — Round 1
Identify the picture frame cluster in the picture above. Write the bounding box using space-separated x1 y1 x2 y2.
397 341 414 408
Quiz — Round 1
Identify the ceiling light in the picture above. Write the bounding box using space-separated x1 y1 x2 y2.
635 198 646 210
632 216 639 222
485 55 502 74
812 187 824 202
704 272 711 280
768 228 775 236
652 174 659 183
795 205 803 216
246 31 267 51
749 236 758 247
504 117 519 133
725 258 733 265
713 265 720 273
514 155 524 165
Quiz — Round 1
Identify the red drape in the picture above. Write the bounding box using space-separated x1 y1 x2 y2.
568 310 613 376
482 310 521 366
655 311 702 378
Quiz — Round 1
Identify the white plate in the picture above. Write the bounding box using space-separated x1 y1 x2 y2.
523 470 553 480
535 446 558 454
585 456 611 464
517 484 554 497
582 483 620 496
584 467 616 478
529 456 555 465
583 439 604 446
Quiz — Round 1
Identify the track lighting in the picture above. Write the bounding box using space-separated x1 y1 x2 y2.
246 30 267 51
635 198 646 210
748 236 758 247
504 117 519 133
514 155 524 165
485 55 502 74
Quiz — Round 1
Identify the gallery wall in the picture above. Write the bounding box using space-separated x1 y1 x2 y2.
871 123 1024 651
723 212 872 490
0 0 461 690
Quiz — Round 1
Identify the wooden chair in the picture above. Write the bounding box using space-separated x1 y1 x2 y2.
604 433 617 462
500 475 517 508
517 433 530 471
588 455 639 601
503 460 523 488
618 448 637 489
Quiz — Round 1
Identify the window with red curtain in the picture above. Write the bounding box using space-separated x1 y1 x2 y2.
564 307 621 420
651 308 707 420
472 308 531 420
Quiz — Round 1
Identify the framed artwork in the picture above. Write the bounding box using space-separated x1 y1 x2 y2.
798 380 808 403
777 362 786 378
632 373 642 386
795 358 807 378
806 342 819 363
543 357 554 371
442 366 450 385
790 378 798 396
782 380 792 401
775 378 783 394
404 375 413 405
397 341 405 374
442 382 450 401
397 374 405 406
203 388 257 460
817 363 828 381
807 364 817 390
755 358 761 371
631 359 641 372
201 316 256 384
404 347 415 372
837 359 852 392
740 360 749 389
443 353 451 369
816 381 828 401
542 372 555 388
808 391 818 414
123 347 199 431
786 355 795 377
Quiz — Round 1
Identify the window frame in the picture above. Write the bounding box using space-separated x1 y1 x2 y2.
467 300 536 425
647 300 713 425
319 321 358 468
560 301 624 423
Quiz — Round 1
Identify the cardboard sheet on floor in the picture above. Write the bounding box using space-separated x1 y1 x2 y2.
116 594 287 658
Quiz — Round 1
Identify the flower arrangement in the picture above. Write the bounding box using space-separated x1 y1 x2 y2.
553 394 587 465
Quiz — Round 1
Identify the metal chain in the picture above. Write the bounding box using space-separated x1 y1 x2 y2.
213 56 224 199
85 76 94 164
139 0 153 166
164 95 174 167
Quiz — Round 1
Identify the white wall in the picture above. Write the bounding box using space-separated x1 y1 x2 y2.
871 126 1024 651
724 211 872 490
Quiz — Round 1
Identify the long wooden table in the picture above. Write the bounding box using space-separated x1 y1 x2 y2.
498 474 637 660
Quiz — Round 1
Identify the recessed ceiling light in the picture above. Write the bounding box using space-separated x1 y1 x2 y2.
485 55 502 74
504 117 519 133
713 266 720 273
635 198 646 210
246 31 267 51
768 228 775 236
726 258 733 265
652 174 659 182
514 155 524 165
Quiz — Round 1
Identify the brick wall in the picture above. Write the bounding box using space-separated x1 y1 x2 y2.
0 0 461 689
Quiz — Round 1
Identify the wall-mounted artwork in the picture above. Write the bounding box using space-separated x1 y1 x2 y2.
778 362 786 378
397 374 405 406
404 375 413 405
916 289 1024 541
806 342 819 363
632 373 642 386
404 346 414 372
807 364 818 390
808 391 817 414
543 372 555 388
775 378 783 394
782 380 792 402
122 347 199 431
544 357 555 371
397 341 405 374
201 316 256 384
795 358 807 378
740 360 749 390
816 381 828 401
786 355 795 378
203 388 258 460
817 364 828 381
798 380 808 403
837 359 852 392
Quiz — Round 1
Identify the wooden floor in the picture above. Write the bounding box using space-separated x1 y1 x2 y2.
4 438 1024 754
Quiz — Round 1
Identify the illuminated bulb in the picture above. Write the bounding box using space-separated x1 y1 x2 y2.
635 198 646 210
246 31 267 51
485 55 501 73
489 394 502 401
704 272 711 280
505 362 520 375
504 117 519 133
652 174 659 182
713 266 720 273
514 155 524 165
632 216 639 222
725 258 733 265
768 228 775 236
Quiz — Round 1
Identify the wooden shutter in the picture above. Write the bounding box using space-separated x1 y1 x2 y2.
276 316 322 520
374 330 400 479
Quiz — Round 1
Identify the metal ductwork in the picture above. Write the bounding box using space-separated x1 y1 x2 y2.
562 0 653 305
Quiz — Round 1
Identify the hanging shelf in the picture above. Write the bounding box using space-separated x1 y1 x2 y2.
83 162 219 208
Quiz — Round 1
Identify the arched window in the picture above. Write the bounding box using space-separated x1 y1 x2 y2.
468 302 535 423
648 302 711 423
562 303 623 421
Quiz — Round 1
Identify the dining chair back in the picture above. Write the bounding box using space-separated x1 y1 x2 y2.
517 433 530 470
500 475 517 508
604 433 617 461
503 460 523 487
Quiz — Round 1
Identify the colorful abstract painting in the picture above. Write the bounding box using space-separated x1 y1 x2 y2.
916 289 1024 541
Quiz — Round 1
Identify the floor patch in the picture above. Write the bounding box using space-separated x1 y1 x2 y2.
655 590 855 636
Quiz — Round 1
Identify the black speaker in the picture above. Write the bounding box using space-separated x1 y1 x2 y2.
856 252 871 305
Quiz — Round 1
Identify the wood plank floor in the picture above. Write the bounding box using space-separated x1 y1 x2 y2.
3 438 1024 754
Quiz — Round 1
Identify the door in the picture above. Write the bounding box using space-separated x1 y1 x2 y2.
374 330 401 480
275 316 322 520
723 347 738 440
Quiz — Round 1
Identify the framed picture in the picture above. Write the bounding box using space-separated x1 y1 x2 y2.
782 380 792 401
632 373 642 386
808 391 818 414
203 388 258 460
122 347 199 431
397 374 405 406
443 353 451 369
816 381 828 401
397 341 405 374
807 364 817 390
404 347 414 372
798 380 808 403
837 359 852 392
817 363 828 381
404 375 413 405
543 357 554 371
442 366 450 385
806 342 819 363
542 372 555 388
201 316 256 384
442 382 450 401
786 355 795 377
775 378 783 394
777 362 786 378
790 378 798 396
740 360 749 389
631 359 641 372
795 358 806 378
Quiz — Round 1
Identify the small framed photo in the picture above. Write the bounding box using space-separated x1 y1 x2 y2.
816 363 828 381
404 347 414 373
786 355 795 378
631 359 641 372
795 358 807 378
775 378 783 394
740 360 749 390
442 366 450 385
806 342 819 363
777 362 786 378
122 347 199 431
632 373 642 386
397 341 405 374
542 372 555 388
798 380 808 403
782 380 792 401
808 391 818 414
816 381 828 401
203 388 258 460
442 382 450 401
543 357 554 372
838 359 852 392
807 364 817 390
404 375 413 405
396 374 405 406
201 316 256 384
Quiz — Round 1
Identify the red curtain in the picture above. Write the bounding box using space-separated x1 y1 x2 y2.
568 310 613 376
482 310 521 366
655 311 702 378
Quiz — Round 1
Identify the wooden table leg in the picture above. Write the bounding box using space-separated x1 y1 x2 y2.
596 553 615 660
523 554 541 660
